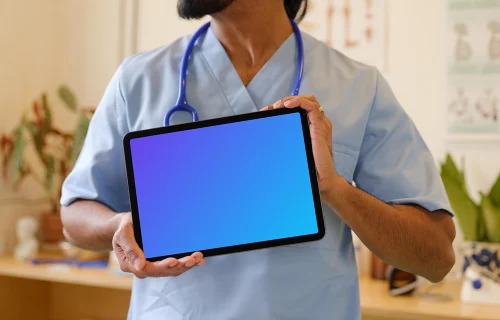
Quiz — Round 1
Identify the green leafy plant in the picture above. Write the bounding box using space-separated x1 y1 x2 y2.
440 154 500 243
0 86 94 212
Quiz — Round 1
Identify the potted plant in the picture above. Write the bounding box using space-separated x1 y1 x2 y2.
0 86 93 243
440 154 500 304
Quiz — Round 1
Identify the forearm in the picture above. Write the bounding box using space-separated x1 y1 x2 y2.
323 177 455 283
61 200 123 251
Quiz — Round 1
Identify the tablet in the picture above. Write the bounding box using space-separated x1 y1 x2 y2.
123 108 325 262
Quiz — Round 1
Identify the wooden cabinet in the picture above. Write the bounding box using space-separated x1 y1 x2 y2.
0 257 499 320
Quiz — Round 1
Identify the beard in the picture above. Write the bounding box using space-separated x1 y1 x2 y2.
177 0 236 19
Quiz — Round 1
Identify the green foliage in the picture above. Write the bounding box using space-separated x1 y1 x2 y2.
10 124 25 183
25 121 45 165
441 154 500 243
41 94 52 131
70 115 90 167
489 175 500 208
45 155 55 192
58 85 77 112
0 86 93 212
442 154 466 189
441 165 481 241
480 193 500 243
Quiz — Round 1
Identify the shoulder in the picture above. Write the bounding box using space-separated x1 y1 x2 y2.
117 35 192 83
302 32 378 87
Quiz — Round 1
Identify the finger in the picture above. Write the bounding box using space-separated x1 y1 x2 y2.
138 258 175 277
307 108 324 125
164 256 205 277
283 97 319 112
197 259 206 266
165 257 179 268
152 257 178 269
140 254 202 278
191 252 204 264
272 99 285 109
139 261 165 277
264 99 286 110
284 98 324 125
179 255 197 268
303 95 319 103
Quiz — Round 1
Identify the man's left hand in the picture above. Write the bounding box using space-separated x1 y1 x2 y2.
261 95 340 195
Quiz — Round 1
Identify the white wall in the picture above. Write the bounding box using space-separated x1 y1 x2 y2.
0 0 123 255
137 0 206 52
384 0 499 198
61 0 122 107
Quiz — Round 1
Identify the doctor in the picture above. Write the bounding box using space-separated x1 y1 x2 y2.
61 0 456 319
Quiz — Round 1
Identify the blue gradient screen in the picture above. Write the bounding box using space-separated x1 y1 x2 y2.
129 113 319 259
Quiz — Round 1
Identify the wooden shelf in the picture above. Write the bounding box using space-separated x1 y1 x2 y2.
1 256 499 320
0 256 132 290
359 276 500 320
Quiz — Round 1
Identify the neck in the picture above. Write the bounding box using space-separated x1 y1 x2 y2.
210 0 293 85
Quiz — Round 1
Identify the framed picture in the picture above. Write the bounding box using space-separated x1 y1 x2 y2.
446 0 500 141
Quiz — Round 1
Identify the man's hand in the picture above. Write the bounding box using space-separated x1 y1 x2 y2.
112 212 206 279
262 95 339 195
262 95 455 282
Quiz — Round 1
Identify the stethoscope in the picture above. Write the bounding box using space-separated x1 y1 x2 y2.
163 19 305 126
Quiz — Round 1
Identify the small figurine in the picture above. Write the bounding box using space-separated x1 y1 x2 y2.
14 216 40 260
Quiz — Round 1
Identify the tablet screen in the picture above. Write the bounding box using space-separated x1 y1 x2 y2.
126 110 323 260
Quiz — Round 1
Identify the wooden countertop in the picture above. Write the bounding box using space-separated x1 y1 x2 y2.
0 256 132 290
359 276 500 320
0 256 499 319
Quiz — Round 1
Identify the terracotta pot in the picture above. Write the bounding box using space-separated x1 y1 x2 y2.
39 212 65 243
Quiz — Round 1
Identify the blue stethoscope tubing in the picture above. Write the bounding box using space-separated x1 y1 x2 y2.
163 19 305 127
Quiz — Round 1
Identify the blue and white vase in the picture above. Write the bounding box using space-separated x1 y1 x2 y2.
460 241 500 305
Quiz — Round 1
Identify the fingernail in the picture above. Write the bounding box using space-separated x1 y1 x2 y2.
273 100 282 108
284 101 290 107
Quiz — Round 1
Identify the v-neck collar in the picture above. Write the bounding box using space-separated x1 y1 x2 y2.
199 28 257 114
198 27 297 113
246 32 296 104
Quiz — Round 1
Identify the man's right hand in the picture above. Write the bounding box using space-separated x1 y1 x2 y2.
112 212 205 279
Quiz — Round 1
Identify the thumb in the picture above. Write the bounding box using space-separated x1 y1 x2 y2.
125 242 146 271
118 231 146 271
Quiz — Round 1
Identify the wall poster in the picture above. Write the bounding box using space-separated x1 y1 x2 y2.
301 0 387 70
447 0 500 139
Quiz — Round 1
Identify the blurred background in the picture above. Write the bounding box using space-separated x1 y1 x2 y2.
0 0 499 319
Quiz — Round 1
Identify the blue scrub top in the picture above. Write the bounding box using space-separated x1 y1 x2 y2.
61 28 452 320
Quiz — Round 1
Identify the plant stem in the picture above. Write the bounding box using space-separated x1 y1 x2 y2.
50 128 72 140
25 165 46 189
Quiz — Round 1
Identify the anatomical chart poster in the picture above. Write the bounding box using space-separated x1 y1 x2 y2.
447 0 500 137
301 0 387 70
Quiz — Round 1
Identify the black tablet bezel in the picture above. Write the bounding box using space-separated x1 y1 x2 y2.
123 108 325 262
